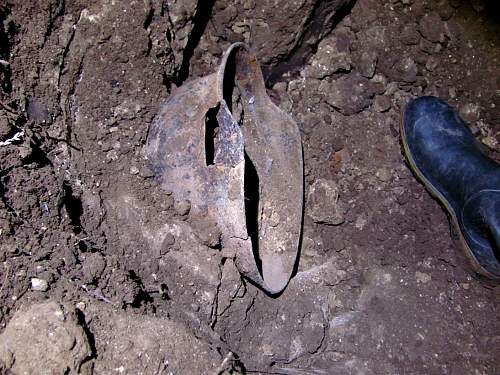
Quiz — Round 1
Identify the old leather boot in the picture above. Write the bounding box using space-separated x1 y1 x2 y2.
401 96 500 281
145 43 303 294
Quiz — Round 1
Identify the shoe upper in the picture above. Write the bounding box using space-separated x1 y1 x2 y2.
403 96 500 278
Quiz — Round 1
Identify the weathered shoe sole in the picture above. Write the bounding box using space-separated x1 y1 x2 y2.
400 116 500 283
145 43 303 294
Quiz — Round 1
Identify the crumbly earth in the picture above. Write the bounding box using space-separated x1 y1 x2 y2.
0 0 499 374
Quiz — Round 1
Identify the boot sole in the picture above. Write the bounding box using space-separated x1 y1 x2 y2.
400 118 500 283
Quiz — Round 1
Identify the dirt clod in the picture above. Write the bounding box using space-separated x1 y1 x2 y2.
30 278 48 292
0 302 91 375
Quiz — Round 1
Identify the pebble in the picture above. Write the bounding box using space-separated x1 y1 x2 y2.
75 302 86 311
174 200 191 216
398 57 418 83
415 271 431 284
481 136 497 150
400 23 419 46
129 166 139 175
307 31 352 79
373 95 391 112
307 179 346 225
358 51 378 78
459 103 480 123
31 278 49 292
418 13 444 43
425 56 439 72
322 73 376 115
448 87 457 99
355 214 367 230
139 166 155 178
106 149 119 161
375 167 391 182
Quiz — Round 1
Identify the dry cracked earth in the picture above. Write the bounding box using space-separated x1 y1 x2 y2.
0 0 499 374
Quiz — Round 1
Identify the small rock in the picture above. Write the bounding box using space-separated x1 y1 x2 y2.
418 13 445 43
396 57 418 83
459 103 480 123
307 31 353 79
191 216 221 248
0 302 91 375
81 252 106 284
307 179 346 225
106 149 119 161
375 168 391 182
358 51 378 78
425 56 439 71
436 1 454 20
373 95 392 112
129 166 139 175
322 73 376 115
174 199 191 216
75 302 86 311
448 87 457 99
301 236 318 258
139 166 155 178
481 136 497 150
160 233 175 255
415 271 431 283
31 277 49 292
0 110 12 140
355 214 368 230
419 38 435 54
400 23 420 45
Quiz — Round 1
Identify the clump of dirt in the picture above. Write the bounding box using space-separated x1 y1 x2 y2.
0 0 499 374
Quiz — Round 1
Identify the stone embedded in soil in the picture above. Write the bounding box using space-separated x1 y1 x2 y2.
400 23 420 45
139 166 155 178
375 168 391 182
322 73 376 115
373 95 392 113
0 302 91 375
191 215 221 248
481 136 498 150
30 277 49 291
418 13 445 43
459 103 481 123
81 252 106 284
107 269 143 306
91 308 221 374
174 199 191 216
307 178 346 225
395 57 418 83
358 51 378 78
307 30 353 79
425 56 439 71
210 0 354 73
0 111 12 140
415 271 431 283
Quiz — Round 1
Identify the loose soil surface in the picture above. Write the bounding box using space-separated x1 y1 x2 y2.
0 0 499 374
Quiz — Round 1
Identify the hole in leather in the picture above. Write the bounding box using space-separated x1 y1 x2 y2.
204 105 219 166
244 152 262 276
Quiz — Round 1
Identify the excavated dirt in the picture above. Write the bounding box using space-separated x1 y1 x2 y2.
0 0 499 374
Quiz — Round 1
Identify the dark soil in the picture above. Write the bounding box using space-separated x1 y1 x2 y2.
0 0 499 374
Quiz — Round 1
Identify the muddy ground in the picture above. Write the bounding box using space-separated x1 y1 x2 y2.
0 0 499 374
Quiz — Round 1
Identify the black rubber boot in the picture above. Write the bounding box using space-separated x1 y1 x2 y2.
401 96 500 281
